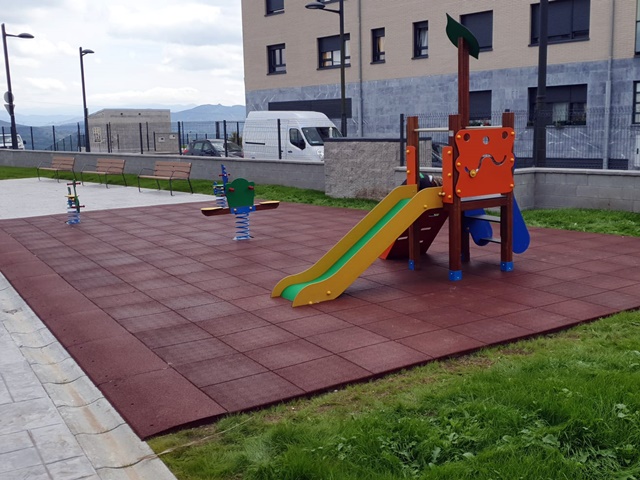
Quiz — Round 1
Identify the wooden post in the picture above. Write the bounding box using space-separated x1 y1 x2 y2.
501 110 515 269
447 114 463 279
406 116 421 270
457 37 470 129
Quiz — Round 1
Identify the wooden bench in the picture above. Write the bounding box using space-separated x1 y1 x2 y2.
80 158 127 188
137 161 193 196
37 155 76 182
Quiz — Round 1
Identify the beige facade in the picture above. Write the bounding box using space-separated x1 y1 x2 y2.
87 109 173 153
242 1 633 93
242 1 640 168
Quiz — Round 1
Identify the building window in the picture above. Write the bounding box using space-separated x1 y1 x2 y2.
266 0 284 15
470 90 492 125
268 44 286 74
633 82 640 124
636 1 640 54
531 0 590 45
318 34 351 69
372 28 385 63
528 84 587 126
461 11 493 52
413 21 428 58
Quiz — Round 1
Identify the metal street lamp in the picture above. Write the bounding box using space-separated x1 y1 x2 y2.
79 47 94 152
1 24 34 150
305 0 347 137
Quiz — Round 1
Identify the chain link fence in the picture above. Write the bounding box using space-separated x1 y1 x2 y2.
7 120 244 154
401 107 640 170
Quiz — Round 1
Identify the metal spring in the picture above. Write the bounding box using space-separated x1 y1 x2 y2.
233 211 251 241
213 183 227 208
66 205 80 225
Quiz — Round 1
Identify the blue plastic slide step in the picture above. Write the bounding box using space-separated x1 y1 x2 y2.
465 214 500 223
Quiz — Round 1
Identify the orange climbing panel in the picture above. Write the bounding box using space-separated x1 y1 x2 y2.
453 128 515 199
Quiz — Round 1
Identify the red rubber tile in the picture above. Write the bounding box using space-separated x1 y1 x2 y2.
540 299 617 321
399 329 485 359
450 318 534 344
276 356 371 392
279 314 352 337
67 335 168 385
221 325 298 353
331 304 404 326
252 304 320 324
176 354 268 387
136 323 212 349
118 310 191 333
364 316 440 340
246 339 332 370
177 301 245 322
198 312 270 337
101 369 226 438
4 204 640 439
46 309 129 347
496 309 577 333
153 338 237 366
203 372 304 412
340 342 431 373
307 326 388 354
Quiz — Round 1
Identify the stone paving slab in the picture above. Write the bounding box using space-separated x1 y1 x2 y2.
0 273 176 480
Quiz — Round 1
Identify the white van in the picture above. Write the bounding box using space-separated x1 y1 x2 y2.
0 133 25 150
242 111 341 162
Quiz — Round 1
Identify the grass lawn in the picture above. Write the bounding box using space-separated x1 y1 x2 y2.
2 166 640 479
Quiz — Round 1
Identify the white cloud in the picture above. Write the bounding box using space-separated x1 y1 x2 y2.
0 0 245 117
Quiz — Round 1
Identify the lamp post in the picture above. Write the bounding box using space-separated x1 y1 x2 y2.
79 47 94 152
305 0 347 137
2 24 34 150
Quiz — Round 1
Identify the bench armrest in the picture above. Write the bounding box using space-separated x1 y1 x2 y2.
137 167 154 176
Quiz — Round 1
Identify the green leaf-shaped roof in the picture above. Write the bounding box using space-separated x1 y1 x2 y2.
446 13 480 59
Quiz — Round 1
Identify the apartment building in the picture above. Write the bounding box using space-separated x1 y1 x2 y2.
242 0 640 164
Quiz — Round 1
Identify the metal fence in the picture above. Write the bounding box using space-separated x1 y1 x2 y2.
6 120 244 154
402 107 640 170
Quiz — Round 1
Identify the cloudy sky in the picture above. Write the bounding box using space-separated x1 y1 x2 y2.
0 0 244 120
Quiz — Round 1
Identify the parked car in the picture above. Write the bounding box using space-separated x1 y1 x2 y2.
183 139 243 157
0 133 25 150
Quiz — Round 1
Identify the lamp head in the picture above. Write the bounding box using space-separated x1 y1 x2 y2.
81 48 94 56
17 33 34 39
305 1 326 10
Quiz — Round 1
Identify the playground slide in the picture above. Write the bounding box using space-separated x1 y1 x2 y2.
272 185 444 307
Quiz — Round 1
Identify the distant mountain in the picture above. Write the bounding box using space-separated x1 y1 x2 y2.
0 104 246 127
171 104 246 123
13 114 83 127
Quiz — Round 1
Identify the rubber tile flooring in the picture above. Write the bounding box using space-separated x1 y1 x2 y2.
1 201 640 439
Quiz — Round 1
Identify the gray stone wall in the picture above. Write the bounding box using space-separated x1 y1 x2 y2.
534 169 640 212
246 57 640 144
0 150 325 191
3 148 640 212
324 139 400 199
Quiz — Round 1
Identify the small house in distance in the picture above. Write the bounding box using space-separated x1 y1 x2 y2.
88 108 177 154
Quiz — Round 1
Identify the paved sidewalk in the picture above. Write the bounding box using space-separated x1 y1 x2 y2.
0 179 212 479
0 273 176 479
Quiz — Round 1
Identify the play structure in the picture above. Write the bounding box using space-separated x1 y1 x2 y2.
272 14 530 307
213 164 230 208
65 181 84 225
201 166 279 240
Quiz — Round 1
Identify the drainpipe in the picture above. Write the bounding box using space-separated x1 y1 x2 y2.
357 0 364 137
602 0 615 170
